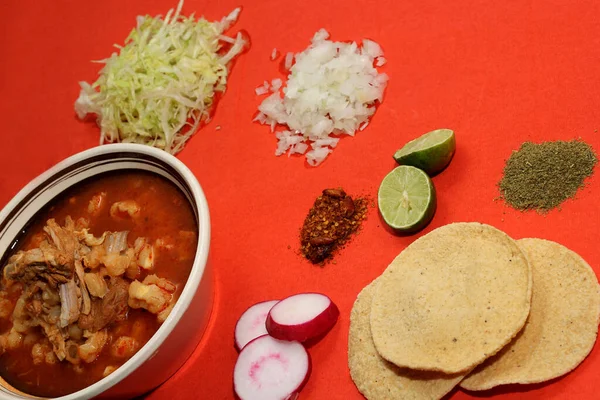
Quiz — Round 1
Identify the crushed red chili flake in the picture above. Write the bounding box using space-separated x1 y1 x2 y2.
300 188 368 264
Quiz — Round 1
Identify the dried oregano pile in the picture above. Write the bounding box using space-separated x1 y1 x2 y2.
498 139 597 212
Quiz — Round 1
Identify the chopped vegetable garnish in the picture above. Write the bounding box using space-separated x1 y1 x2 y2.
255 29 388 166
75 0 246 154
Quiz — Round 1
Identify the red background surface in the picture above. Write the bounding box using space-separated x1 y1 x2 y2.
1 0 600 399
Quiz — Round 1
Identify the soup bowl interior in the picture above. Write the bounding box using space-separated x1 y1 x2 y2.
0 144 212 399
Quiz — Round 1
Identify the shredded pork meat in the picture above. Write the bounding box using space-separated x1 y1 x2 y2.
78 278 129 332
0 215 176 364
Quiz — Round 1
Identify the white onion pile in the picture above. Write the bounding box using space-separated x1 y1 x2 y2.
255 29 388 166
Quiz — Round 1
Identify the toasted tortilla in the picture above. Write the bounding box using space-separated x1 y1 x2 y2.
370 222 532 374
349 278 466 400
461 238 600 390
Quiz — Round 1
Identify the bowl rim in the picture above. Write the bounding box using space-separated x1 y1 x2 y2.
0 143 211 400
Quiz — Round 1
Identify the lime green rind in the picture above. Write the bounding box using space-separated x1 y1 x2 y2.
393 129 456 175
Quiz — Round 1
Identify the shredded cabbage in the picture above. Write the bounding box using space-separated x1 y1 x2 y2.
75 0 246 154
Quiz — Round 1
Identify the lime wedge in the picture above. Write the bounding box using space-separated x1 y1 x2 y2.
393 129 456 175
378 166 437 233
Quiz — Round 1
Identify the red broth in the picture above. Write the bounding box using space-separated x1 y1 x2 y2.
0 170 197 397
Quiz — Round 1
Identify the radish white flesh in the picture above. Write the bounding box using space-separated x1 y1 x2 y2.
235 300 279 351
233 334 310 400
266 293 339 342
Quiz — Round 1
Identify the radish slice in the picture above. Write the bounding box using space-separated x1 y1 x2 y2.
233 334 310 400
266 293 339 342
235 300 279 351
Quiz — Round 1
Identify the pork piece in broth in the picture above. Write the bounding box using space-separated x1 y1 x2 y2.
0 171 197 397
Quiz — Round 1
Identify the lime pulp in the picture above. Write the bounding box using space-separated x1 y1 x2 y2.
378 165 437 233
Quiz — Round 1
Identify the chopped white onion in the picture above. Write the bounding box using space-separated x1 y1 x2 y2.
255 86 268 96
271 78 283 91
306 147 332 166
284 52 294 70
256 29 388 166
362 39 383 58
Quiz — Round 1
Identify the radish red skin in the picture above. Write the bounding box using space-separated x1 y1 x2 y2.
233 334 311 400
266 293 340 342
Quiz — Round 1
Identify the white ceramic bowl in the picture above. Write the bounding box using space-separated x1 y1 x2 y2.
0 144 213 399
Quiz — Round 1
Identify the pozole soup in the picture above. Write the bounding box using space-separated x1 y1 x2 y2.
0 170 197 397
